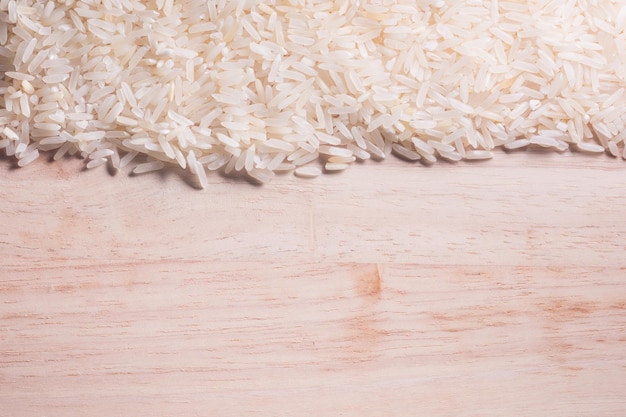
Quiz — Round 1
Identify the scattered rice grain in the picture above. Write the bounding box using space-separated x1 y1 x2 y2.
133 160 165 174
294 166 322 178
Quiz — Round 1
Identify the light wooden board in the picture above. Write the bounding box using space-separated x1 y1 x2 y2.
1 151 626 416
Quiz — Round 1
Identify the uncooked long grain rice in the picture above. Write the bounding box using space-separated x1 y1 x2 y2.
577 142 606 154
294 165 321 178
0 0 625 186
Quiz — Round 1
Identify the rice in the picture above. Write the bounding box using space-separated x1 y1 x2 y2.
325 162 350 171
133 160 165 174
576 142 606 153
0 0 624 187
294 165 321 178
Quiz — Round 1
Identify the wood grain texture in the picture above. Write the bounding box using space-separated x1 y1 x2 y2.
1 151 626 416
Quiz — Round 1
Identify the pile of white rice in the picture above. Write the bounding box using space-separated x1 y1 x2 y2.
1 0 625 186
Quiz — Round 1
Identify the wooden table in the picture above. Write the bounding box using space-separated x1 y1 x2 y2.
2 151 625 416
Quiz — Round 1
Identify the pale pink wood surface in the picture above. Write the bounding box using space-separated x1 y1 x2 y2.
1 152 626 416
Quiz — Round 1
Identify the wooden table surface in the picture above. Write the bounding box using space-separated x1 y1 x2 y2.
1 151 626 416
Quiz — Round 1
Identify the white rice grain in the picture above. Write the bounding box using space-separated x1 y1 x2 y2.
465 150 494 160
530 135 561 148
504 139 531 150
133 160 165 174
86 158 107 169
576 142 606 153
325 162 349 171
608 141 619 158
89 149 114 160
294 166 321 178
17 149 39 167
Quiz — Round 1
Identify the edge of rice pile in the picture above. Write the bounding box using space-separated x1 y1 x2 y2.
1 0 625 186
